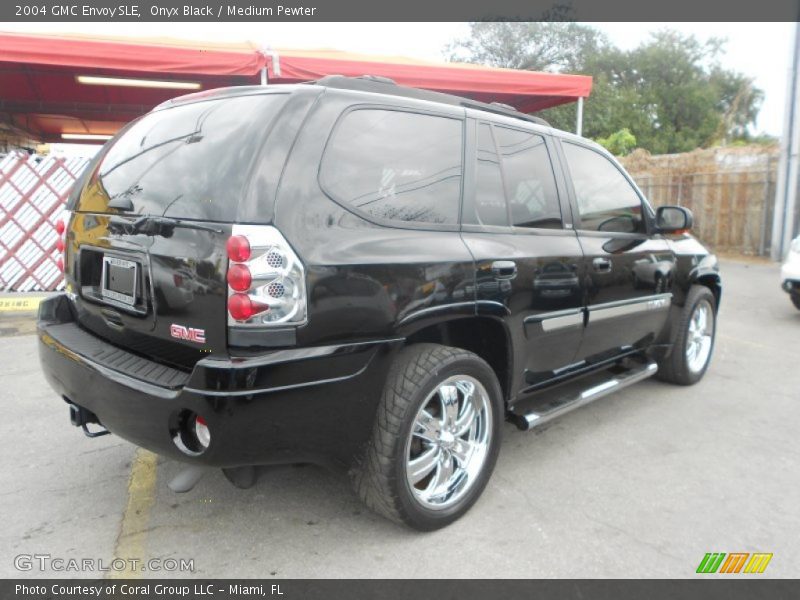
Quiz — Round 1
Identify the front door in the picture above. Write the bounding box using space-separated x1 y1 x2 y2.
557 140 674 361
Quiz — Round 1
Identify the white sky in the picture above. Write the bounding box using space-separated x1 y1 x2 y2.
1 21 794 136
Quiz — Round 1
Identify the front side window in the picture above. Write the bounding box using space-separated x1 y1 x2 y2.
562 142 645 234
321 109 463 226
494 126 562 229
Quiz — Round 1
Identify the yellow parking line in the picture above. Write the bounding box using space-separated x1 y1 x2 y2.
0 297 43 312
109 449 158 579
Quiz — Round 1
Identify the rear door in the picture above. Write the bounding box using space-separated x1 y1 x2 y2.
555 139 675 361
65 92 292 369
460 117 585 393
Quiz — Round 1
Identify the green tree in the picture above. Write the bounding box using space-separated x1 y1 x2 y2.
596 128 637 156
445 22 609 72
445 22 614 136
617 30 723 153
446 25 763 154
710 68 765 143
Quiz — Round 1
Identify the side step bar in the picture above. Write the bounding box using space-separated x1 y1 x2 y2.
511 361 658 431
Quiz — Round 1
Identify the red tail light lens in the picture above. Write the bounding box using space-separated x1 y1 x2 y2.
227 293 269 321
55 216 68 273
226 263 252 292
226 235 251 262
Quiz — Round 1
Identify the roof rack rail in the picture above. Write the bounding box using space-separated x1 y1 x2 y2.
314 74 399 87
464 99 551 127
357 75 397 85
312 75 552 128
490 101 518 112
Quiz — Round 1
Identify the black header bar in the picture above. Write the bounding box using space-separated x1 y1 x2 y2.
3 0 800 22
3 579 800 600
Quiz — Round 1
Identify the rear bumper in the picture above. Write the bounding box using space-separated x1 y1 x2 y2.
37 294 401 469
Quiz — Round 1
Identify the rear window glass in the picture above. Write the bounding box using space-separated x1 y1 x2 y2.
320 109 463 226
74 94 288 222
465 123 508 227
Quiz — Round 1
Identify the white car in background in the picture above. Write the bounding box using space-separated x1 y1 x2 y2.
781 236 800 310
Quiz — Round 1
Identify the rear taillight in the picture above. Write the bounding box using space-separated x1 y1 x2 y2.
227 293 269 321
226 225 307 328
54 213 70 272
226 235 251 262
226 263 252 292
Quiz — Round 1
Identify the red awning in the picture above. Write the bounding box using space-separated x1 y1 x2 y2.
0 33 592 143
268 49 592 113
0 32 264 75
0 33 264 142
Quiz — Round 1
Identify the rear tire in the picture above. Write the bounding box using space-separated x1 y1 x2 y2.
657 285 717 385
352 343 503 531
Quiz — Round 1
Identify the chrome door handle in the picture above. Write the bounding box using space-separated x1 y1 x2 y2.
592 257 612 272
491 260 517 280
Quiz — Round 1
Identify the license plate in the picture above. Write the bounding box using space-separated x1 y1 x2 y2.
101 256 139 306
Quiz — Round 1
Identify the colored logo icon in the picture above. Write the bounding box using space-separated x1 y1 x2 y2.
696 553 773 574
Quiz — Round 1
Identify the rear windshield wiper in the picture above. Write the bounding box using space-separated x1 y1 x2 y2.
108 215 223 237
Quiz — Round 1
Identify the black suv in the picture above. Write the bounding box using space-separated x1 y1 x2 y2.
37 76 720 530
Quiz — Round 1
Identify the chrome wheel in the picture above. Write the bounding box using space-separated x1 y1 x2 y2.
404 375 492 510
686 299 714 374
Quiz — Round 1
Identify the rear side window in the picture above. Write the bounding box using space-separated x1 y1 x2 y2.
562 142 645 234
74 94 288 221
320 109 463 226
464 123 508 227
493 126 562 229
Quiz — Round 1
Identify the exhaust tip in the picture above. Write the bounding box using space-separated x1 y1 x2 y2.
172 410 211 456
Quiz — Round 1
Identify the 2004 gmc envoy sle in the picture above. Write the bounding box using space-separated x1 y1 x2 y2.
37 76 720 530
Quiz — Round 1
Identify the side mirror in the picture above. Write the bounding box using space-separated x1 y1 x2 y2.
656 206 693 233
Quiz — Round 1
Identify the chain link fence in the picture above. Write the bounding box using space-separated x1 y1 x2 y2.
622 148 778 257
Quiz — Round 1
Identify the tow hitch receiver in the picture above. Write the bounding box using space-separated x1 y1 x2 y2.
67 401 110 438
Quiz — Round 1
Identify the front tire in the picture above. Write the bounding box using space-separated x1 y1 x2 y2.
791 293 800 310
657 285 717 385
353 343 503 531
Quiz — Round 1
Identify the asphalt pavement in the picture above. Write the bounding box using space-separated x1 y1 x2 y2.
1 258 798 578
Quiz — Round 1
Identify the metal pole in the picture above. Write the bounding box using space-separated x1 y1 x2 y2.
784 107 800 254
576 97 584 137
260 66 267 86
771 22 800 260
760 155 772 256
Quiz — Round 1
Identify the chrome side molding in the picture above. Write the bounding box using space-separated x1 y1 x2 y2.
524 307 584 331
587 293 672 323
525 293 672 333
